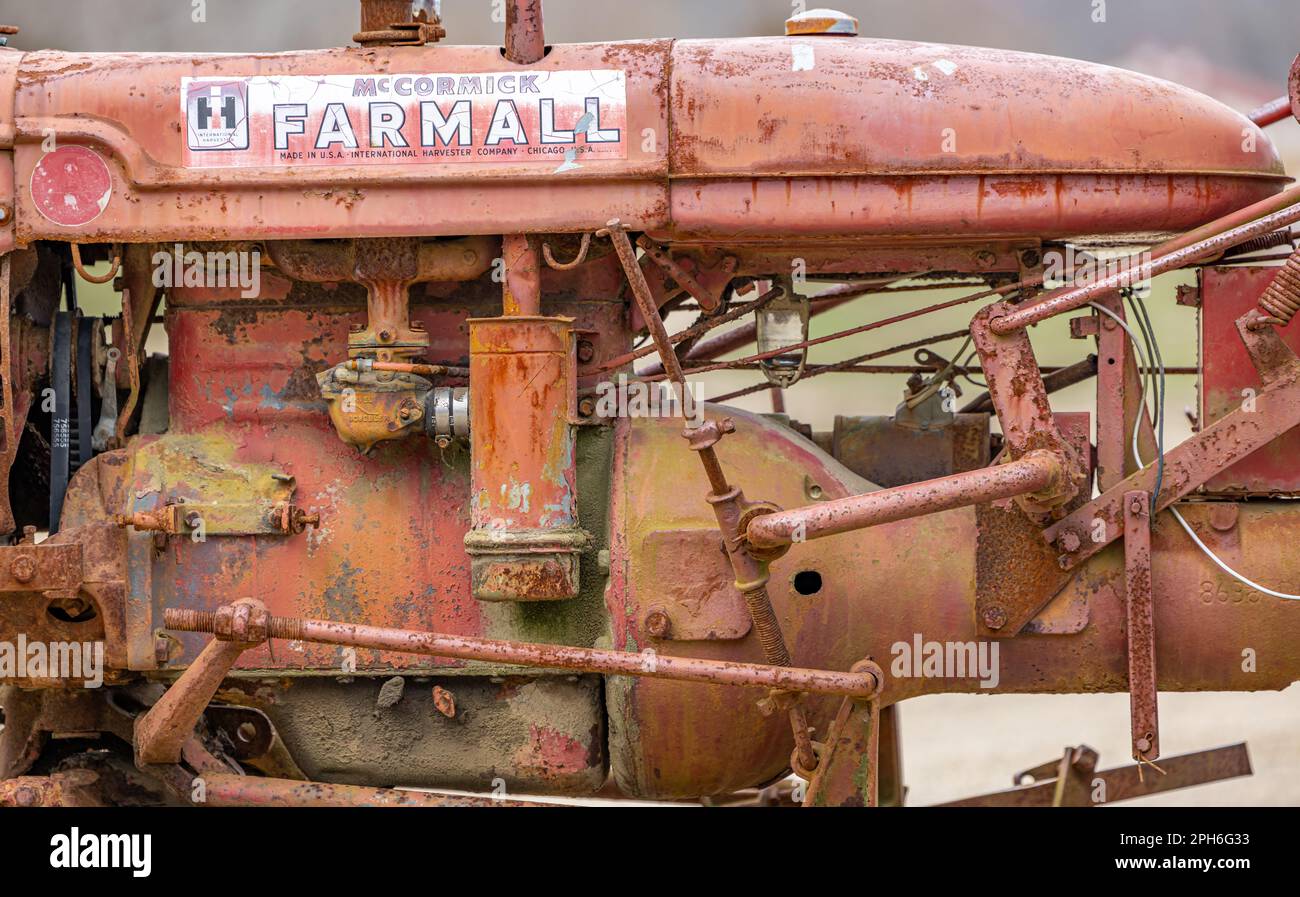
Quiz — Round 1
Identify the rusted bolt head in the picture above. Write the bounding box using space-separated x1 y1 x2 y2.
1209 504 1239 533
576 340 596 364
9 555 36 584
184 510 203 529
577 396 597 418
13 785 39 807
982 606 1008 631
1129 496 1147 516
644 608 672 639
1057 531 1081 553
1135 736 1152 754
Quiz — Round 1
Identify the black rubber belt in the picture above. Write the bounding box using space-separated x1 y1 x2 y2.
49 311 71 533
75 312 94 468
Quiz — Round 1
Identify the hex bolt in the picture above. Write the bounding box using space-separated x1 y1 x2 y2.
13 786 38 807
9 555 36 584
644 607 672 639
576 339 596 364
1057 530 1081 553
577 396 597 418
1135 736 1152 754
1129 496 1147 516
982 605 1008 630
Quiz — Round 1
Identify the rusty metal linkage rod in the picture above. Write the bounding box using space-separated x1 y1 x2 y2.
746 450 1063 549
637 277 915 377
163 606 882 699
991 190 1300 333
710 329 971 404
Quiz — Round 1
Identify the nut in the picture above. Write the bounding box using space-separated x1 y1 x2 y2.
982 606 1008 631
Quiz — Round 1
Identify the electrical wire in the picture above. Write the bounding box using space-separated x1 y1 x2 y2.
1089 301 1300 601
1126 291 1166 511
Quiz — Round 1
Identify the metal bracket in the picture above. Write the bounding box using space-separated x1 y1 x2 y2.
801 660 886 807
1047 310 1300 570
0 542 83 592
114 501 319 538
1123 490 1159 762
969 301 1087 518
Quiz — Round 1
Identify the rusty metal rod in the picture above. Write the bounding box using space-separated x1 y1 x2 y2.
198 773 550 808
594 288 786 374
345 360 468 378
747 450 1063 549
637 278 909 377
992 192 1300 333
163 607 881 698
503 0 545 65
709 329 970 403
1249 96 1294 127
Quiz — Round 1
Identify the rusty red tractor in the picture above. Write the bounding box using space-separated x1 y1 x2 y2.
0 1 1298 807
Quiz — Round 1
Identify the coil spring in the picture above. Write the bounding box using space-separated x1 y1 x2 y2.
1257 246 1300 326
1223 230 1295 258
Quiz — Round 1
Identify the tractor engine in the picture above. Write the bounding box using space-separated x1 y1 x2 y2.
2 1 1299 807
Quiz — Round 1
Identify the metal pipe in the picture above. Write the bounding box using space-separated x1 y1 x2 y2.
164 606 882 699
1249 96 1293 128
990 197 1300 333
501 233 542 315
503 0 545 65
746 449 1063 549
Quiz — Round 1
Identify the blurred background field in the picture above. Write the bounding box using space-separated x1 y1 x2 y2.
5 0 1298 804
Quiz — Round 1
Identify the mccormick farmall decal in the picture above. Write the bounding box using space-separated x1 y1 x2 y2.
182 70 627 167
